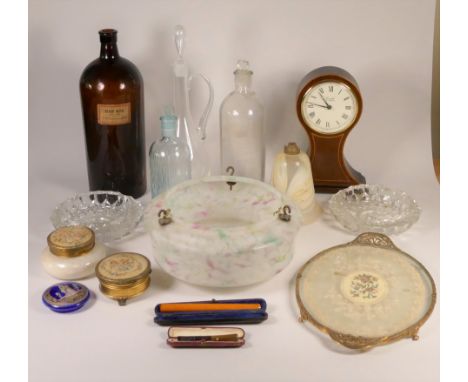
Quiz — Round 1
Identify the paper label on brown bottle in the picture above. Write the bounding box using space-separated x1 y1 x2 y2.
97 103 131 125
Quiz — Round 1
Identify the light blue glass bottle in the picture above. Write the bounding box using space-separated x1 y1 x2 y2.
149 114 191 198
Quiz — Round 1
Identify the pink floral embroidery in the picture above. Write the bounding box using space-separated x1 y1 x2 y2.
350 273 379 299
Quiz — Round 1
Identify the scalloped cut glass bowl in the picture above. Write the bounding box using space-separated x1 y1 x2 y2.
51 191 143 243
145 176 302 287
328 184 421 235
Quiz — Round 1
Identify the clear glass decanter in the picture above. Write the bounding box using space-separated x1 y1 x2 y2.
149 113 191 198
173 25 214 179
220 60 264 180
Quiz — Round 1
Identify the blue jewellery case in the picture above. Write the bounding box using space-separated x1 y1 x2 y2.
154 298 268 326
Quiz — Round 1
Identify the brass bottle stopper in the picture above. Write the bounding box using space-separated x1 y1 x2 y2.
284 142 300 155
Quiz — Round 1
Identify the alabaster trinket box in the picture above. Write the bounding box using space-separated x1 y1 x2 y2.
295 232 436 350
145 176 302 287
41 226 107 280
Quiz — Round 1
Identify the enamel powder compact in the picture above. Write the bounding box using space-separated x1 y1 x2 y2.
42 282 90 313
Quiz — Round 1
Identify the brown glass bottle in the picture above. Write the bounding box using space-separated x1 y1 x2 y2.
79 29 146 198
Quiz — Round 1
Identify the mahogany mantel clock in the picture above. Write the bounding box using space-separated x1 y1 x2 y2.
296 66 365 193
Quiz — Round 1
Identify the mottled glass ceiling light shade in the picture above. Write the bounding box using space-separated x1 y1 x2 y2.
145 176 302 287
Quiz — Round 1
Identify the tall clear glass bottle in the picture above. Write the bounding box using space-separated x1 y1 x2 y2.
149 114 191 198
220 60 264 180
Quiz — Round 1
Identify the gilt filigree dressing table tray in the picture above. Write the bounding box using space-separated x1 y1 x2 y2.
295 232 436 350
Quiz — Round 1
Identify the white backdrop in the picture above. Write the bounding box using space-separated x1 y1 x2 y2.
29 1 439 381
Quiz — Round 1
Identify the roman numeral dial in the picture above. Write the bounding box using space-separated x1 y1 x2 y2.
301 80 358 135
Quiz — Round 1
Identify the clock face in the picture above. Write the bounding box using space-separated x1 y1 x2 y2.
300 81 359 134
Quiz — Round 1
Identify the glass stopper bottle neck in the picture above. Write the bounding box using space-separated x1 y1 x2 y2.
160 115 178 139
99 29 119 60
100 42 119 60
234 71 252 93
161 128 176 139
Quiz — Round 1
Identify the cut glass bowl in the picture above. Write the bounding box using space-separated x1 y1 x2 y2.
145 176 302 287
328 184 420 235
51 191 143 243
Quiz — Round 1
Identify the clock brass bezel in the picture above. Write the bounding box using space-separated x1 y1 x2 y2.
297 73 363 137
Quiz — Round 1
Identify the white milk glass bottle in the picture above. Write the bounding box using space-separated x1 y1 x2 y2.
220 60 264 180
271 142 321 224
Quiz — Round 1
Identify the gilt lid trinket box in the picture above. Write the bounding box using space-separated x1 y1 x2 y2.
95 252 151 306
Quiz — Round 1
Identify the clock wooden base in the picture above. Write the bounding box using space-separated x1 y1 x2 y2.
314 179 365 194
310 134 365 193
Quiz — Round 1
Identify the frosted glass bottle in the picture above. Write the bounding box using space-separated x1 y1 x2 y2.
149 114 191 197
220 60 264 180
272 142 321 224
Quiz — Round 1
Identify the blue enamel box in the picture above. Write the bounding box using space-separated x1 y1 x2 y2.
154 298 268 326
42 282 90 313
